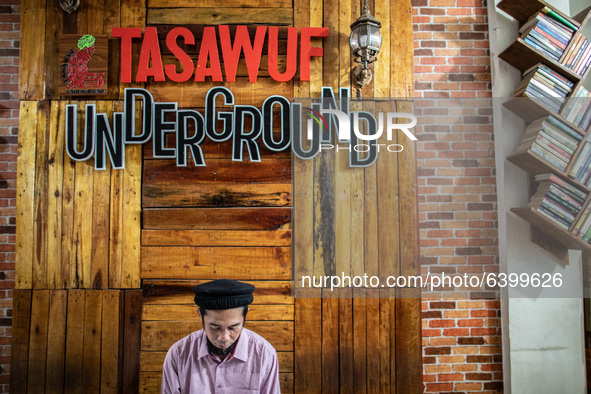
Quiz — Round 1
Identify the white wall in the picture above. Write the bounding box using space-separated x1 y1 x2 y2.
488 1 586 392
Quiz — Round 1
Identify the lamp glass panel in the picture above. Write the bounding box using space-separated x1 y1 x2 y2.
368 25 382 51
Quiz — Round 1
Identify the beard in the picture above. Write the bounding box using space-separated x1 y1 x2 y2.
206 337 238 357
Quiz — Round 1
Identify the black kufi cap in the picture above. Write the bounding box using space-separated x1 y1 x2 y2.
192 279 255 310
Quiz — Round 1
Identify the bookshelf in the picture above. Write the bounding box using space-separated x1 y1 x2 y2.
498 0 591 261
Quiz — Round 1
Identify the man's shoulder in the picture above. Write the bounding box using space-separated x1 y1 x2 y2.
242 328 277 356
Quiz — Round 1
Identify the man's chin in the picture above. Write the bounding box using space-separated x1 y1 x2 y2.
207 338 236 356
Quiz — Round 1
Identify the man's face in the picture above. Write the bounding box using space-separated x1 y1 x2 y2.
199 307 245 354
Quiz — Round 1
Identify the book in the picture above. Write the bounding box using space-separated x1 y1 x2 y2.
535 173 587 202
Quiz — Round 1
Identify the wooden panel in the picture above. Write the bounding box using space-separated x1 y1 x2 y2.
64 290 85 394
47 101 64 289
16 102 37 289
43 0 63 99
45 290 68 393
142 304 293 321
19 0 46 99
148 0 291 7
121 143 142 289
395 289 422 393
62 103 77 289
10 290 32 394
109 101 124 289
27 290 50 394
141 320 294 351
33 101 50 289
141 246 291 279
144 159 291 185
147 8 293 25
142 207 291 230
82 291 103 391
142 183 292 208
101 291 124 394
122 290 142 393
142 280 293 305
147 78 292 108
142 229 292 247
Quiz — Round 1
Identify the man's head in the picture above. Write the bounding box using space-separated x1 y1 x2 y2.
192 279 256 357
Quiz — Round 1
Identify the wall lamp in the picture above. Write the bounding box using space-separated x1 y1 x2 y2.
349 0 382 88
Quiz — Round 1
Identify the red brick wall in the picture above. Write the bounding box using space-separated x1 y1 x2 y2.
413 0 503 392
0 0 19 392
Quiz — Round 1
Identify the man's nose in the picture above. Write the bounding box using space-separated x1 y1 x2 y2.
218 330 231 342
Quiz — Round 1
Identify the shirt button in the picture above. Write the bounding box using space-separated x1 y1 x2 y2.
217 385 222 388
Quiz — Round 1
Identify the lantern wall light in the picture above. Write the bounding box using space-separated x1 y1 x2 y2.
349 0 382 88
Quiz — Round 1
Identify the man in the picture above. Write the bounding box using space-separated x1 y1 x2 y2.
161 279 281 393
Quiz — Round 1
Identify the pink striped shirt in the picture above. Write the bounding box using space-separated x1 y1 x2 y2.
161 328 281 394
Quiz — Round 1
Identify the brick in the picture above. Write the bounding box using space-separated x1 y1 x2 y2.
465 373 492 381
438 373 463 382
424 346 451 355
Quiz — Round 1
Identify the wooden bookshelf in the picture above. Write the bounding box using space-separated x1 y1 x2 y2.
498 0 591 258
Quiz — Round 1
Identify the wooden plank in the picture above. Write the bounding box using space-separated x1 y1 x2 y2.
390 0 414 98
147 8 293 25
378 298 393 393
73 101 94 288
16 102 37 289
123 290 142 393
10 290 32 394
142 304 294 321
33 101 50 289
19 0 46 99
82 291 103 391
374 0 390 97
140 350 294 373
101 291 124 394
65 290 85 394
141 320 293 351
352 297 367 394
119 0 145 96
87 0 105 39
109 101 124 288
103 0 121 100
142 183 292 208
141 246 291 279
142 229 292 247
148 78 292 108
366 298 380 389
339 298 354 394
142 280 293 305
338 0 352 89
395 289 422 394
62 102 77 289
363 102 379 278
148 0 291 7
27 290 50 394
321 298 338 394
47 101 64 289
121 141 142 289
44 0 63 99
91 102 111 289
142 207 291 230
294 298 322 393
398 101 419 278
144 158 291 185
45 290 67 393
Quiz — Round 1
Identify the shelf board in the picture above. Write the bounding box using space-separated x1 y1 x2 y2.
499 38 583 82
502 96 552 123
497 0 547 27
511 207 591 252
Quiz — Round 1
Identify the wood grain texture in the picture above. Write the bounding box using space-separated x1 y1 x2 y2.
82 291 103 392
10 290 32 394
142 207 291 230
19 0 46 99
142 303 293 321
122 290 142 393
142 229 292 247
101 291 124 394
47 102 64 289
33 101 50 289
148 0 291 7
141 246 291 279
147 7 293 25
141 320 293 351
45 290 68 394
16 102 37 289
121 141 142 289
142 280 293 305
64 290 85 394
27 290 50 394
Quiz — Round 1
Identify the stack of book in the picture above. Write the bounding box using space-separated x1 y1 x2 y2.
529 173 586 231
520 7 578 63
514 63 574 113
561 34 591 76
514 115 583 171
562 86 591 130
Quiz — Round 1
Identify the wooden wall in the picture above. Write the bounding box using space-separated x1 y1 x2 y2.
14 0 419 392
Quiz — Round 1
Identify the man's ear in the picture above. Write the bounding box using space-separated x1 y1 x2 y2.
197 307 203 320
